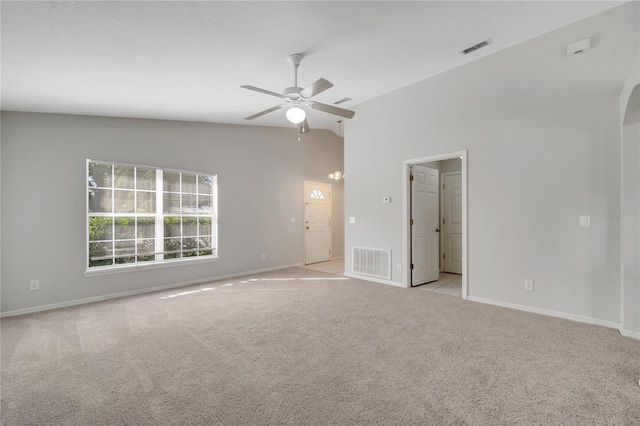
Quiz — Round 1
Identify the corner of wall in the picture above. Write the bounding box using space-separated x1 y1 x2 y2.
619 51 640 333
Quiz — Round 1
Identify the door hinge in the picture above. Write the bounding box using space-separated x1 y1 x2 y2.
443 253 446 259
410 219 414 225
443 218 446 224
410 174 414 181
410 264 414 270
443 183 445 189
329 221 331 226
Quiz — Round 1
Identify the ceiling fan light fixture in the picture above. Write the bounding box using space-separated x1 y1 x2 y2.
286 106 306 124
241 53 355 135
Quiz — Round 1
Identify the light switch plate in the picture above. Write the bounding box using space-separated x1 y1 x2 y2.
349 217 356 224
579 216 590 227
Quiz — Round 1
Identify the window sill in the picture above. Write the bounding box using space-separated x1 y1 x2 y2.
83 256 219 277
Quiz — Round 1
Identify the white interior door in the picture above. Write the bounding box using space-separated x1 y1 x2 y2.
304 181 332 264
411 166 439 285
443 173 463 274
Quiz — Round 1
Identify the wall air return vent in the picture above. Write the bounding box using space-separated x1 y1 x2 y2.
462 39 492 55
352 247 391 280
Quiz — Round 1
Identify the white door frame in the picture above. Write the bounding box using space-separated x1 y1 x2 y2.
403 150 468 299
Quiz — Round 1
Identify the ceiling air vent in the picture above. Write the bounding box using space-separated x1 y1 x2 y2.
462 39 492 55
333 97 352 105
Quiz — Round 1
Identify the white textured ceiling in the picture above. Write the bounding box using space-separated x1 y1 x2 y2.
0 1 627 132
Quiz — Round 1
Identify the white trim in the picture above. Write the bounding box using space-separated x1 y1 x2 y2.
403 150 468 299
1 263 303 318
468 296 620 330
619 325 640 340
344 272 406 288
84 255 219 277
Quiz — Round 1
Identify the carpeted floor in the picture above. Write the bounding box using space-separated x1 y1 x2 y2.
1 267 639 425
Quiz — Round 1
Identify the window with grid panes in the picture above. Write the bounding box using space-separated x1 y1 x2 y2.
87 160 217 270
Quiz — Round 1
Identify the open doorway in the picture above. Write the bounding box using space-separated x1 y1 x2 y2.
403 151 468 299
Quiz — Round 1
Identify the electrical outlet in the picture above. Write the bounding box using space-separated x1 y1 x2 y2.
397 263 402 271
29 279 40 291
524 279 534 291
261 253 266 260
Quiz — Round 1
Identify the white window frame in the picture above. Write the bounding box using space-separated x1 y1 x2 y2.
85 159 218 277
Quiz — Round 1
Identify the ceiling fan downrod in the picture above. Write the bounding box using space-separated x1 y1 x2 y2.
288 54 303 88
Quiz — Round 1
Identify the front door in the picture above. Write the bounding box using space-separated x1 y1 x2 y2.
411 165 440 285
304 181 332 264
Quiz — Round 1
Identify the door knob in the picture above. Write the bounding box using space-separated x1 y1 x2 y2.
306 226 310 229
436 228 440 233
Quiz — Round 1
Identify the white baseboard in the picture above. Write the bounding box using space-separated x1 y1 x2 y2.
467 295 622 332
0 263 304 318
331 256 345 261
619 325 640 340
344 272 407 288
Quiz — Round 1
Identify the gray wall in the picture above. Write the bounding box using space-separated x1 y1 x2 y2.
345 4 637 325
1 112 343 313
621 121 639 334
440 158 462 174
416 158 461 173
620 51 640 337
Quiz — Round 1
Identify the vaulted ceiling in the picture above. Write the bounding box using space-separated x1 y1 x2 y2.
0 1 628 132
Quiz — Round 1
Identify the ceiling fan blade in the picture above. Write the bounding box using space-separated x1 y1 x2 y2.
298 119 310 134
300 78 333 98
244 105 283 120
309 102 355 119
241 85 286 99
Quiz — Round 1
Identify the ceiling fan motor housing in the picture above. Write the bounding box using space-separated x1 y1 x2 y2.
283 86 303 97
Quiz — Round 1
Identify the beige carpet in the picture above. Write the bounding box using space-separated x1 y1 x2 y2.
1 267 639 425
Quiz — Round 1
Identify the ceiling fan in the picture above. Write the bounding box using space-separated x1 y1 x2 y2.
241 54 355 138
